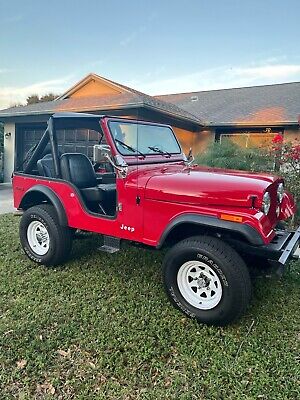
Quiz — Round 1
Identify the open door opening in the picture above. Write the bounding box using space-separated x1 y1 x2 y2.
22 114 117 217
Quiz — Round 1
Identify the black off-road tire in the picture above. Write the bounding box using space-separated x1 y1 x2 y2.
20 204 72 266
163 236 252 326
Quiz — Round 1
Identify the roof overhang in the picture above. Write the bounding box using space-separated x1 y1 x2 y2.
0 103 202 129
209 121 300 129
51 112 104 119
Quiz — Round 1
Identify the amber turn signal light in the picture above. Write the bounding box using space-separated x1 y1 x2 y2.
220 214 243 223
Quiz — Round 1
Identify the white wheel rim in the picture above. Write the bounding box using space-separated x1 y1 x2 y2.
27 221 50 256
177 260 223 310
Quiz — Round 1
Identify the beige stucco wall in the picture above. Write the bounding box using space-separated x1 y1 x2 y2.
3 122 15 183
172 127 215 155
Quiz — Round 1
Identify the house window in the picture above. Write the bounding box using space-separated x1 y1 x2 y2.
217 128 283 149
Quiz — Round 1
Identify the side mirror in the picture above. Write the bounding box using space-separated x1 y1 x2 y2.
114 154 128 168
112 155 128 178
93 144 112 163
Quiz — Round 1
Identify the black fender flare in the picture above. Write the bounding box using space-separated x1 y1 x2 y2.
157 213 264 248
19 185 68 226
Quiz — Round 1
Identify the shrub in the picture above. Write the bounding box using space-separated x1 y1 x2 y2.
195 139 272 172
270 134 300 201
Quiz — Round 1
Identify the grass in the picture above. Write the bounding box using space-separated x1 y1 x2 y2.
0 214 299 399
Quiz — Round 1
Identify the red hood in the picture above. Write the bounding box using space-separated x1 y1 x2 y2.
144 164 280 208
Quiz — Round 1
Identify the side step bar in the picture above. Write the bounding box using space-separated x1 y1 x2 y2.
98 235 120 254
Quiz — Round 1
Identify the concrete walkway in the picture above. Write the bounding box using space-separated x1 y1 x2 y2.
0 184 15 214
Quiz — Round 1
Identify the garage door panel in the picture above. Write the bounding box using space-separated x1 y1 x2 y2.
63 144 76 154
35 130 44 140
24 143 35 154
56 130 65 141
76 129 88 141
87 147 94 158
18 125 101 168
65 129 76 142
24 130 36 141
89 130 99 141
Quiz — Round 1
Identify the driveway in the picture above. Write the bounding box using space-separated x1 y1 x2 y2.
0 184 15 214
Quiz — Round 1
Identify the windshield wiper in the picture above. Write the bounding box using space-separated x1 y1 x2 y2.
115 139 145 158
148 146 171 158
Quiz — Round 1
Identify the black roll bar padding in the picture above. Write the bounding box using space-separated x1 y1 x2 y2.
23 127 50 174
48 117 61 178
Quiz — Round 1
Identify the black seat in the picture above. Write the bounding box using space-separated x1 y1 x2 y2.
37 154 55 177
60 153 116 214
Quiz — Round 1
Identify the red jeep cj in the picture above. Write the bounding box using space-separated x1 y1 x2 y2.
13 113 300 325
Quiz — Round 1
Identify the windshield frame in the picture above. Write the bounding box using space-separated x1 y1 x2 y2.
107 120 182 157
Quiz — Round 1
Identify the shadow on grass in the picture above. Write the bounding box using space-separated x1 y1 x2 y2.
67 232 164 280
65 234 300 329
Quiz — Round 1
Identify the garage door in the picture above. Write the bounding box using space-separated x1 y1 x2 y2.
17 124 101 169
20 125 47 158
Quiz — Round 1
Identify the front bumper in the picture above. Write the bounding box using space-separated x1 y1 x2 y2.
228 226 300 271
276 227 300 265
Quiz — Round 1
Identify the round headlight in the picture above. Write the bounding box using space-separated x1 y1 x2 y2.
262 192 271 215
277 183 284 203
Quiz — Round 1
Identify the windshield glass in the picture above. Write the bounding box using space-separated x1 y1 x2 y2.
109 121 181 156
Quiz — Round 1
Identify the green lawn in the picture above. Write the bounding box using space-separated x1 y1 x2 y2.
0 214 299 399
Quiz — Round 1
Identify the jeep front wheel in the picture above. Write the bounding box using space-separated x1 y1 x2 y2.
20 204 72 266
163 236 252 326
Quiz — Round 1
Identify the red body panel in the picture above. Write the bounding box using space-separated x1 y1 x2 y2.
13 116 296 248
145 166 274 206
13 170 144 242
13 161 295 246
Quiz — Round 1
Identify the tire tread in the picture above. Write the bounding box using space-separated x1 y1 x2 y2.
163 235 252 325
20 204 72 266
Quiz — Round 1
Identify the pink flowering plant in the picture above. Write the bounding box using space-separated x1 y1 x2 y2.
271 134 300 203
271 134 300 224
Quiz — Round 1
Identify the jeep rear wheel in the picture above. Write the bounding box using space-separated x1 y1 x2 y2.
20 204 72 266
163 236 252 326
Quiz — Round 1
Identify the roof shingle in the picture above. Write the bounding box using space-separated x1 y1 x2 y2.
155 81 300 126
1 76 298 127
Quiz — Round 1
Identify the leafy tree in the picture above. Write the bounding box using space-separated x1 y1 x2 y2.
26 94 40 105
26 93 59 105
40 93 58 102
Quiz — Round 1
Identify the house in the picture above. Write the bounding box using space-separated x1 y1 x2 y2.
0 73 299 183
0 74 204 182
157 82 300 148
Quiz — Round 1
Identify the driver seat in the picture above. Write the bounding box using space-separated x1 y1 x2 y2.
60 153 116 214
